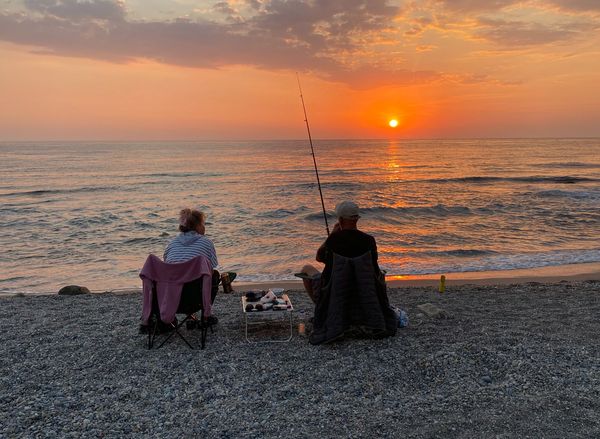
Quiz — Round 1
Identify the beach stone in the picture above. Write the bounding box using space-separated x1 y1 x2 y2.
58 285 90 296
417 303 449 319
481 375 492 385
3 282 600 438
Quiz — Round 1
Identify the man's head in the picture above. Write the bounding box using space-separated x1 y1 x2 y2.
335 201 360 229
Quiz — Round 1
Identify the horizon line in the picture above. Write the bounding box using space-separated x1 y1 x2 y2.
1 135 599 143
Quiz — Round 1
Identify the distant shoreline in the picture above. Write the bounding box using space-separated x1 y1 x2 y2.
2 261 598 297
236 261 600 290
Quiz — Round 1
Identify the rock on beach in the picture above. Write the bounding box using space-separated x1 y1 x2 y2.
57 285 90 295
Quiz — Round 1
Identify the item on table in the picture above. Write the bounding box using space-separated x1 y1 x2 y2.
245 291 263 302
259 290 277 304
271 288 285 296
273 304 291 310
245 304 254 312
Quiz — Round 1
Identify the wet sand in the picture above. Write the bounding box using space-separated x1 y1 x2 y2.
235 261 600 291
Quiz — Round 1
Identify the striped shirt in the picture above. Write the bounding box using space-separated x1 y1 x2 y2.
163 231 219 268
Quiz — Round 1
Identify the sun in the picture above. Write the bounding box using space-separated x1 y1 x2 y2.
388 119 399 128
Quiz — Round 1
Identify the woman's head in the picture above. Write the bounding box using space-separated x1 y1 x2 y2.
178 208 205 234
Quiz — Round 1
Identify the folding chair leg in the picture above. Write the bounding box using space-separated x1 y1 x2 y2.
201 326 207 349
199 309 207 350
157 324 175 348
148 315 159 349
156 315 197 349
147 310 207 350
176 316 194 349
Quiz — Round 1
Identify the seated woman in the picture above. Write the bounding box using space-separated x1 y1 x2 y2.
164 208 220 325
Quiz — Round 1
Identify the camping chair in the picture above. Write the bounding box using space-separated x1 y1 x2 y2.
140 254 214 350
146 278 209 349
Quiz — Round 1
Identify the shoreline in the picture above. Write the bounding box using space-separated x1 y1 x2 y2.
1 261 599 298
235 261 600 291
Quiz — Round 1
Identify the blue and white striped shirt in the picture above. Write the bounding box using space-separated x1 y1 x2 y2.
163 231 218 268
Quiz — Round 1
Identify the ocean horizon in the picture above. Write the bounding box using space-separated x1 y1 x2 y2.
1 138 599 294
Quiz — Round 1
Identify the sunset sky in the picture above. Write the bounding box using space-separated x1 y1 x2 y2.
1 0 600 140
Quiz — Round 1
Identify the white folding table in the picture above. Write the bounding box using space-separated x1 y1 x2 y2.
241 294 294 343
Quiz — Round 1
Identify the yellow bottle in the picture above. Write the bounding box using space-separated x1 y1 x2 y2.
439 275 446 293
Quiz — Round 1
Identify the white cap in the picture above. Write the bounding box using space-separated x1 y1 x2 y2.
335 201 360 219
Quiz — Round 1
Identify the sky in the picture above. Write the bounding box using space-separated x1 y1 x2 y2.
1 0 600 140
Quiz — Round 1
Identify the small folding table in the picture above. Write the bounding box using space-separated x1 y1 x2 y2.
241 294 294 343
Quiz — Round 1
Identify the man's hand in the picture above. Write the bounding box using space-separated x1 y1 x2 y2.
316 241 326 262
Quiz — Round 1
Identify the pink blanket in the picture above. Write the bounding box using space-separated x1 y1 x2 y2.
140 254 213 324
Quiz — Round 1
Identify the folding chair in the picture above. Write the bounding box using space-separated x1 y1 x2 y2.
140 254 214 350
147 278 209 349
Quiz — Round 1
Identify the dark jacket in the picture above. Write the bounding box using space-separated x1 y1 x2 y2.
310 251 397 345
317 228 380 288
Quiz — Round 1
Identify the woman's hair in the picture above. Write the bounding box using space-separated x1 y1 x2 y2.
178 208 205 233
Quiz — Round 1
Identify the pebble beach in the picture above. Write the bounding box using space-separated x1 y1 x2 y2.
1 280 600 438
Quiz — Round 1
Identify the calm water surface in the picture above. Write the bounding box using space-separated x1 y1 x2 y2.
1 139 599 293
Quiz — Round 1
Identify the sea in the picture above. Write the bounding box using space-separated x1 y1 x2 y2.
1 138 599 294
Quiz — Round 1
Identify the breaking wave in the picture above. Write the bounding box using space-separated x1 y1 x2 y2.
416 175 598 185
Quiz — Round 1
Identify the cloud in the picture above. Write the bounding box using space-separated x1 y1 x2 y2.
475 17 576 46
419 0 600 47
434 0 518 13
433 0 600 15
211 1 243 23
23 0 125 21
474 16 599 46
0 0 434 87
545 0 600 12
246 0 400 54
1 0 599 88
433 0 600 14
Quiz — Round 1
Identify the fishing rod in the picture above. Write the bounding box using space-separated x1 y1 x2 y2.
296 73 330 236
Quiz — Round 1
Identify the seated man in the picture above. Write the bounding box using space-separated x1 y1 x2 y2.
301 201 382 303
163 208 220 325
300 200 396 344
